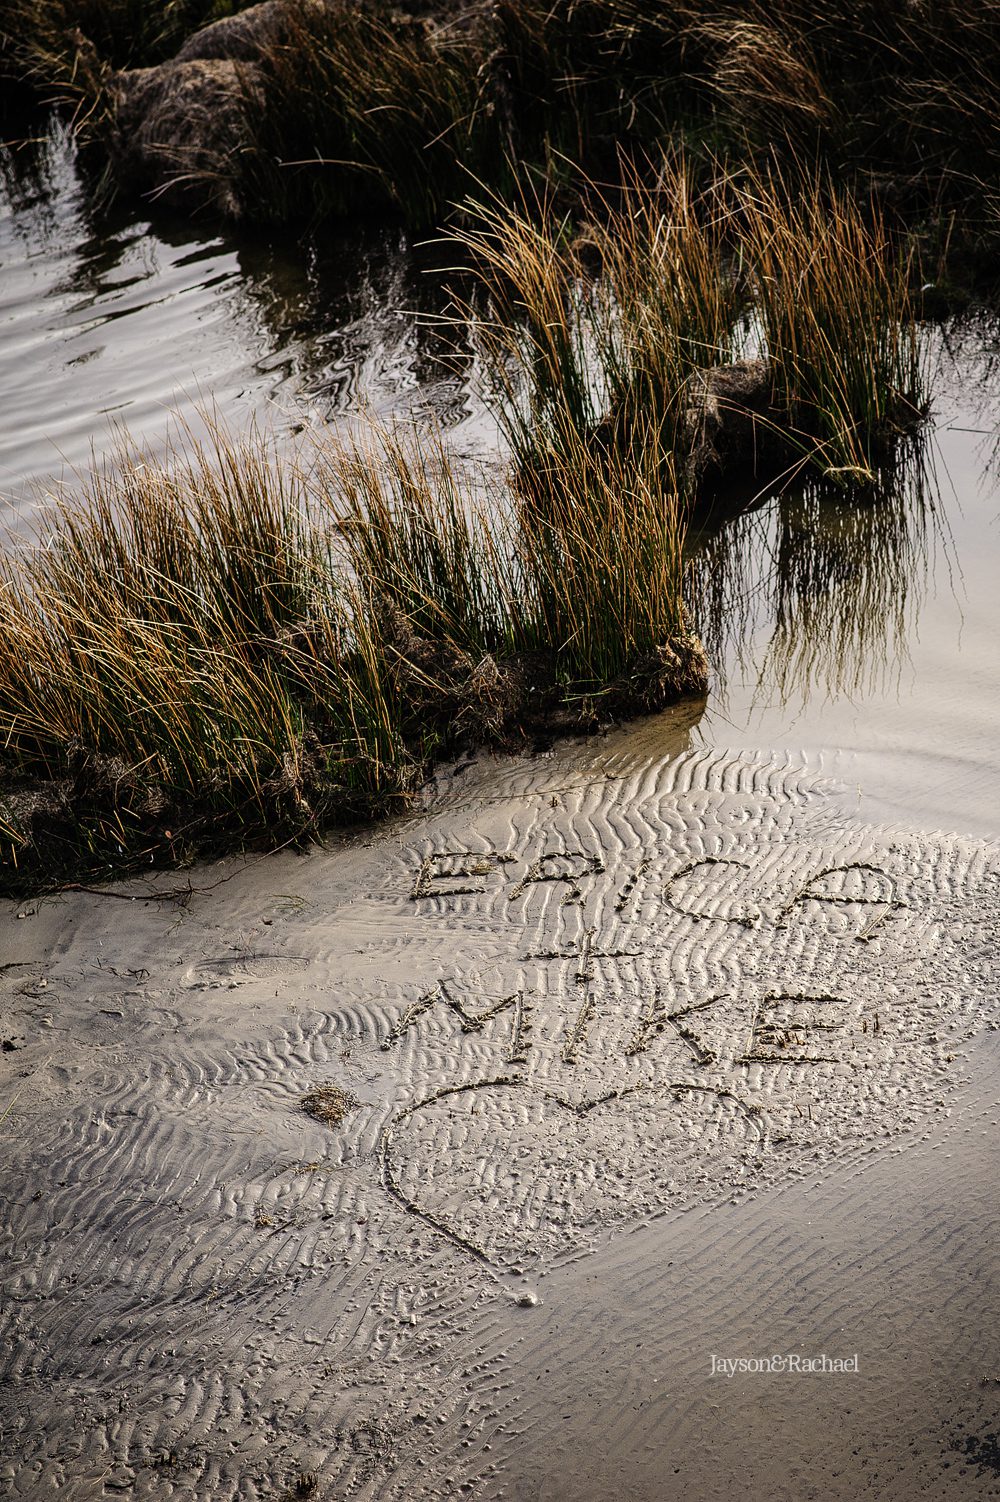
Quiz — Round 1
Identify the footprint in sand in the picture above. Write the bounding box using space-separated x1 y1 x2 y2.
183 954 311 990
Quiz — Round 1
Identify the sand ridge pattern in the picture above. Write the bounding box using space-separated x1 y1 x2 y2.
1 736 998 1498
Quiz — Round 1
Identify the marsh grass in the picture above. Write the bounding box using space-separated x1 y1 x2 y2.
449 156 923 494
6 0 1000 292
321 420 700 713
506 417 697 701
0 427 419 885
447 157 743 497
233 3 499 225
0 418 703 889
743 173 924 479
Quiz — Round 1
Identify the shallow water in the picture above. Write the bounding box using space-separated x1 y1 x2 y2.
690 331 1000 841
1 120 999 843
0 119 472 515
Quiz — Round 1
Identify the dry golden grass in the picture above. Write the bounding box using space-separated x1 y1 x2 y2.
0 414 703 889
741 170 923 478
449 153 923 489
447 155 741 484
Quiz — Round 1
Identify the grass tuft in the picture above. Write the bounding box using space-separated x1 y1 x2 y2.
448 155 924 494
742 170 924 478
0 415 704 890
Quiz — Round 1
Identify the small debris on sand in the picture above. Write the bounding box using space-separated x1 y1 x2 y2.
300 1083 359 1128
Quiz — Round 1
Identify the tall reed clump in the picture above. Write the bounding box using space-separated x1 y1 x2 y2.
0 428 418 886
503 418 699 703
326 421 700 715
448 154 924 495
742 174 924 480
0 419 705 890
449 157 743 495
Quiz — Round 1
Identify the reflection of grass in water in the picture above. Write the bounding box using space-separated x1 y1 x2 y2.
926 315 1000 491
688 433 938 705
232 225 475 423
742 171 923 478
0 118 475 436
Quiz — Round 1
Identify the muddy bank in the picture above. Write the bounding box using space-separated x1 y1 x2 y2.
1 727 998 1496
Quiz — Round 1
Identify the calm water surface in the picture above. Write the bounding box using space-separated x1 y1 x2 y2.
691 328 1000 840
0 120 472 513
2 121 998 842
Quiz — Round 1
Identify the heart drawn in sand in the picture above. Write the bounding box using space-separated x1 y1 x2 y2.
380 1077 766 1270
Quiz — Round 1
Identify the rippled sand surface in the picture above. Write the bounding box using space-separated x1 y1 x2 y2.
2 729 998 1498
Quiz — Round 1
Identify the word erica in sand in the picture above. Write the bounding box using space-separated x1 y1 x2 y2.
409 845 905 938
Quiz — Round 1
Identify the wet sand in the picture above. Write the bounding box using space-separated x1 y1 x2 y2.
2 722 998 1498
